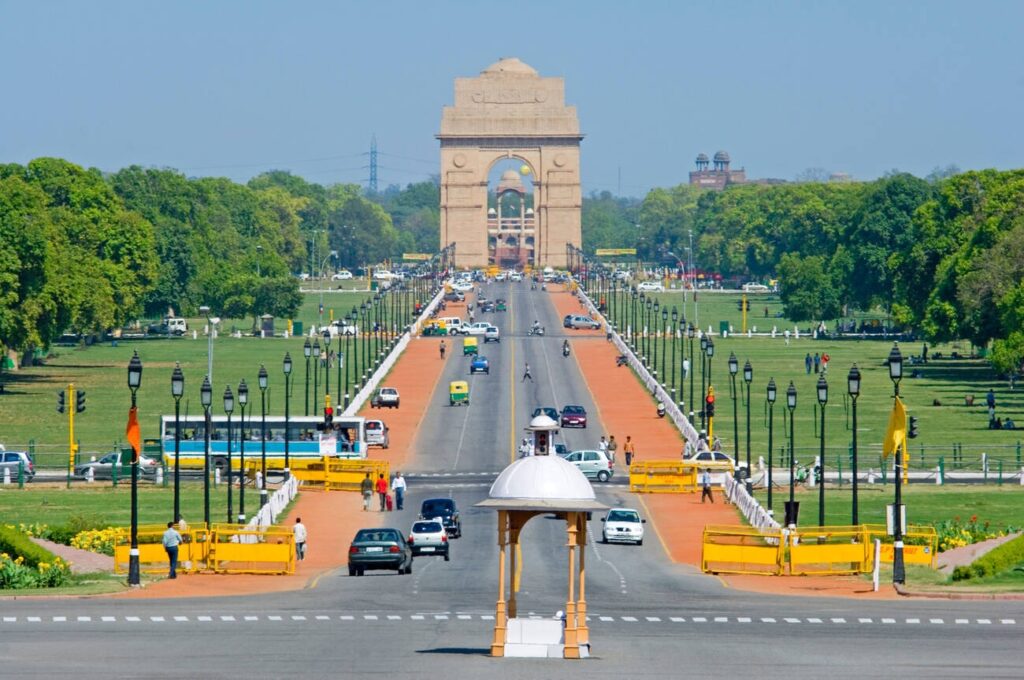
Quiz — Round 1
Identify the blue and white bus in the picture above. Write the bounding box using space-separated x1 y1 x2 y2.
158 415 367 471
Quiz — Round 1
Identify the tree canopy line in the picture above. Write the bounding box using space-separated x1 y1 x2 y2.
1 157 1021 375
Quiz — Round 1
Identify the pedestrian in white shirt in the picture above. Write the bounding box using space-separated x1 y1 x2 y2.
391 472 407 511
293 517 308 561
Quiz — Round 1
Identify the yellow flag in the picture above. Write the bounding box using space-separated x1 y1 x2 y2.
882 397 907 459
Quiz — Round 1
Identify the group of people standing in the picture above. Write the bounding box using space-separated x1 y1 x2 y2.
360 471 407 512
804 352 830 375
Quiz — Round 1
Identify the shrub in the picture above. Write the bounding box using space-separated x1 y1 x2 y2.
951 534 1024 581
935 516 1018 553
0 526 73 589
0 525 58 569
71 527 127 556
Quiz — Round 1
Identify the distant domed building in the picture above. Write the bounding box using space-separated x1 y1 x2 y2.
689 150 747 190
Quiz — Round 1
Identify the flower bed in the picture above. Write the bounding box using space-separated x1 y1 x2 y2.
0 525 73 589
936 515 1019 552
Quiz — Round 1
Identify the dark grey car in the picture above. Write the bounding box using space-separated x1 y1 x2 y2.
348 528 413 576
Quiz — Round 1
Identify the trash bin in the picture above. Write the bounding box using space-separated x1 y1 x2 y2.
260 314 275 335
371 281 379 291
292 320 304 336
719 321 729 335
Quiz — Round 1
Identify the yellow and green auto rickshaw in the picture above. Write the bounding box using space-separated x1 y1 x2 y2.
449 380 470 406
422 320 447 336
463 336 478 356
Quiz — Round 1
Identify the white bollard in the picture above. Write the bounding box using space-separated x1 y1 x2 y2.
1019 467 1024 486
936 465 942 485
255 471 263 490
868 468 876 484
982 452 988 475
86 466 94 483
2 467 10 484
155 466 164 485
214 468 221 485
758 456 765 472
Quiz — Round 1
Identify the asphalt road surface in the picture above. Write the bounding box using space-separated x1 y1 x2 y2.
2 283 1022 679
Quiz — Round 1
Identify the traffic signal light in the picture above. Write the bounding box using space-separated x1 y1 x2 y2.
75 389 86 413
736 300 751 311
535 431 549 455
908 415 919 439
706 393 716 418
57 391 65 414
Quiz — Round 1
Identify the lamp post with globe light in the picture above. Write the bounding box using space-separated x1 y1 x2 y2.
766 377 777 513
170 363 184 525
223 385 234 524
848 364 862 525
888 343 906 585
785 381 797 529
258 365 268 508
816 374 828 527
744 360 753 494
237 379 248 522
127 351 143 586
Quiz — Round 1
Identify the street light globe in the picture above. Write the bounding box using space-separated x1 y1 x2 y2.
128 350 143 390
848 364 861 397
238 379 249 406
200 376 212 408
258 365 268 391
817 375 828 405
767 377 777 404
223 385 234 414
171 362 184 399
786 381 797 409
728 352 738 376
888 344 903 381
743 360 753 384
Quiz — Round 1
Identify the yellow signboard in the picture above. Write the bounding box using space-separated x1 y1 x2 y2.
402 253 432 261
595 248 637 256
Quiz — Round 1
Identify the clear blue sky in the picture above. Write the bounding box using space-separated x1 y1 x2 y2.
2 0 1020 196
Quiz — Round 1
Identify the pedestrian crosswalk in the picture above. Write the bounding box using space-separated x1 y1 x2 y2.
0 612 1016 627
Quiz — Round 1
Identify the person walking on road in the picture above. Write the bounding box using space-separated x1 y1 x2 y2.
607 435 618 465
391 471 406 511
439 340 446 359
375 473 389 511
813 352 821 374
293 517 307 561
805 353 812 375
623 436 636 467
522 362 533 382
360 473 373 511
598 436 608 456
700 468 714 503
162 521 183 579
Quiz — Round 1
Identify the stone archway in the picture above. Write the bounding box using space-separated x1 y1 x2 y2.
438 57 583 268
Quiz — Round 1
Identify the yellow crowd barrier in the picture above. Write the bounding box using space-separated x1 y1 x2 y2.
628 460 699 493
702 524 938 576
701 524 785 575
290 457 390 492
114 524 210 575
208 524 295 575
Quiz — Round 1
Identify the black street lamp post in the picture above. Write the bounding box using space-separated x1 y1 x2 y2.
258 365 268 508
744 360 753 494
688 324 695 421
817 374 828 527
785 381 797 529
848 364 861 525
283 352 293 473
127 351 143 586
303 338 311 416
170 363 184 524
699 335 708 430
660 306 668 387
312 338 320 415
888 343 906 585
706 336 714 391
322 328 332 400
729 352 739 481
237 379 248 522
766 377 777 513
223 385 234 524
201 375 212 527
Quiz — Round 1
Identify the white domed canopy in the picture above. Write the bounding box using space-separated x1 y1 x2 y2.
477 456 607 512
481 57 538 77
528 414 558 430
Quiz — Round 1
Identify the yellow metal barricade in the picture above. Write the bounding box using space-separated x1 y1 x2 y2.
208 524 295 575
114 524 209 575
629 460 699 493
787 525 872 575
290 457 390 492
701 525 785 575
864 524 938 568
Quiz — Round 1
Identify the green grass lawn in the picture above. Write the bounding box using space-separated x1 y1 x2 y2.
751 485 1024 531
0 291 427 466
0 483 232 528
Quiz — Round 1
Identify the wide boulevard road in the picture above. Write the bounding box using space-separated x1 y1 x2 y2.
2 283 1022 679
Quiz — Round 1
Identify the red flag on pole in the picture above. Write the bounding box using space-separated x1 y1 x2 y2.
126 406 141 462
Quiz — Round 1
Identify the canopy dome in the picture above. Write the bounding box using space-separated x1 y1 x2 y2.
713 150 731 163
481 57 539 77
487 455 596 504
497 169 526 194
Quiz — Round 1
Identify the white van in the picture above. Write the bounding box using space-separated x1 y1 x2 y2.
365 420 389 448
742 283 770 293
440 317 465 334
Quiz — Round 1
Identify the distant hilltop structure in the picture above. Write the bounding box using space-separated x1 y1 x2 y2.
688 150 787 190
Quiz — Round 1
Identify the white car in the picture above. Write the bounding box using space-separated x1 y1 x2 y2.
685 450 736 485
509 272 523 282
742 283 770 293
374 270 395 281
483 326 500 343
465 322 496 336
637 281 664 292
600 508 645 545
365 419 389 448
451 280 474 292
332 270 354 280
373 387 400 409
323 321 358 337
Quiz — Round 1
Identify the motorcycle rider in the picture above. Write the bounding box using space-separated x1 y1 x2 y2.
562 339 570 356
531 320 543 335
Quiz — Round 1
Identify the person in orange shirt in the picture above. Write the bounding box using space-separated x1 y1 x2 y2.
375 473 389 511
623 436 636 466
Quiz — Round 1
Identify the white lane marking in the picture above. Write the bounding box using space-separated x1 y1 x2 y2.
481 615 494 621
434 614 449 620
4 617 16 622
831 618 846 624
955 618 969 624
670 617 685 622
411 615 425 620
738 617 752 623
220 616 236 622
1001 619 1016 625
340 615 354 621
930 618 944 624
244 616 258 621
714 617 728 623
268 615 282 621
28 617 40 622
859 618 872 623
78 616 91 622
906 618 920 624
692 617 707 623
621 616 637 622
762 617 776 623
388 615 402 621
978 619 991 625
125 616 140 623
784 618 801 624
807 618 823 624
600 616 614 622
103 616 117 622
150 616 165 622
645 617 661 622
316 615 330 621
53 616 66 622
457 615 472 620
882 618 896 624
364 615 378 621
450 387 474 471
292 615 307 621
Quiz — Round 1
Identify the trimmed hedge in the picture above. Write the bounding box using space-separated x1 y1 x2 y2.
952 534 1024 581
0 524 58 568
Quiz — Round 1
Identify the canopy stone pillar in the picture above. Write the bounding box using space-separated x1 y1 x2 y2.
477 454 607 660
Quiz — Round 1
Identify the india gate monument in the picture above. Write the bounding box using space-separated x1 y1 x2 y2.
438 57 583 269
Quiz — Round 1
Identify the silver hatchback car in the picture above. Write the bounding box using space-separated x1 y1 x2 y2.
559 449 614 482
408 520 450 561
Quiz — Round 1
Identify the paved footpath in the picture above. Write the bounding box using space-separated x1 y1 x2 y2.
550 286 897 600
114 327 451 599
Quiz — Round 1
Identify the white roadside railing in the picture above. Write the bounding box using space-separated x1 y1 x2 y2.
241 475 300 541
723 474 781 534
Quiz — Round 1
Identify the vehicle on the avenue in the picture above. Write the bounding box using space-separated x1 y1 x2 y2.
480 300 495 313
742 282 770 293
600 508 646 545
374 270 396 281
484 326 500 343
463 336 478 356
420 498 462 538
324 319 358 337
374 387 400 409
0 449 35 481
439 317 465 334
331 270 354 280
422 320 448 336
564 314 601 330
449 380 470 406
637 281 664 292
469 355 490 375
348 528 413 576
75 451 160 480
407 520 450 561
495 299 507 312
158 415 368 470
532 406 560 421
443 290 465 302
685 449 736 484
465 322 496 336
560 449 614 482
365 420 389 448
560 405 588 428
509 272 523 282
147 316 187 336
452 280 474 292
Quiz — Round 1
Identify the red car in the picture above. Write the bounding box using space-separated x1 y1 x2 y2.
560 405 588 428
